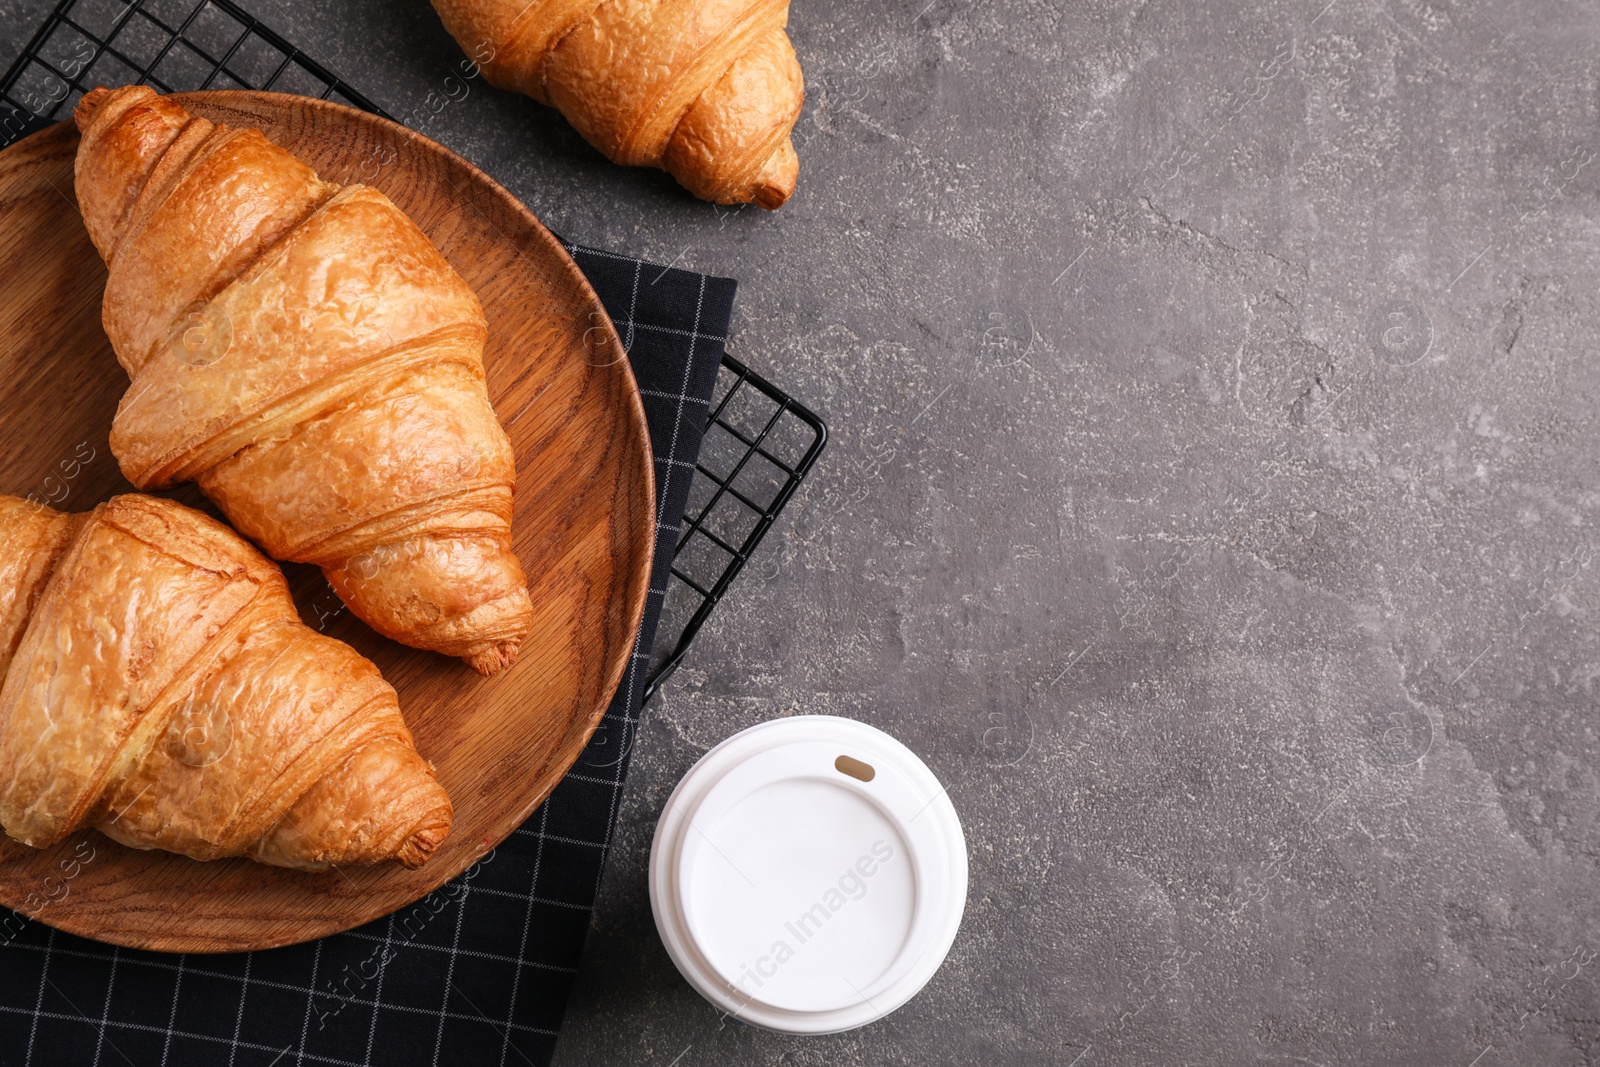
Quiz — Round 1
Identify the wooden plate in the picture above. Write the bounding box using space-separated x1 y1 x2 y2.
0 92 653 952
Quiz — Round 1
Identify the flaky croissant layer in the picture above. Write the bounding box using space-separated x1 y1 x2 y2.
72 85 534 675
431 0 804 208
0 494 453 870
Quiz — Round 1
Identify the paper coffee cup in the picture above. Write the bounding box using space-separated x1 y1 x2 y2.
649 715 968 1034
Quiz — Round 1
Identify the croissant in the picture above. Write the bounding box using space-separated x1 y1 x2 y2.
0 493 453 870
72 85 534 676
430 0 804 208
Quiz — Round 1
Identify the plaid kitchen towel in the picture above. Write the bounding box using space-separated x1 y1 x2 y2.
0 232 736 1067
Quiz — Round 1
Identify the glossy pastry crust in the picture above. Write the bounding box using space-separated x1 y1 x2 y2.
72 85 534 675
0 494 453 870
431 0 804 208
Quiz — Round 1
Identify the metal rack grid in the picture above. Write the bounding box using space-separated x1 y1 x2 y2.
0 0 382 122
644 354 827 701
0 0 828 700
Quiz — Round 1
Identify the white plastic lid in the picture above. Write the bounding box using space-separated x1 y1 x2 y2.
649 715 968 1034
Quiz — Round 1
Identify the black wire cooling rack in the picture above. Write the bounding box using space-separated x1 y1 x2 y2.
0 0 827 701
645 354 826 701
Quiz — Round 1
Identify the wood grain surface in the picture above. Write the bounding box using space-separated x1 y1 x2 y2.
0 92 654 953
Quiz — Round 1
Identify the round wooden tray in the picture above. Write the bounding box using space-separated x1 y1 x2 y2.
0 92 653 952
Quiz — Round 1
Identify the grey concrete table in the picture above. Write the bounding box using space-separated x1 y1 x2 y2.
5 0 1600 1063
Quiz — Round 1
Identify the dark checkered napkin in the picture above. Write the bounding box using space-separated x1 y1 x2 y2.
0 247 737 1067
0 109 52 145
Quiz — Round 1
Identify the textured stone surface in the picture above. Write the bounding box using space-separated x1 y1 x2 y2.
5 0 1600 1062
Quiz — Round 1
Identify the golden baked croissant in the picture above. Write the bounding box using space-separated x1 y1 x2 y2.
72 84 534 676
430 0 804 208
0 493 453 871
